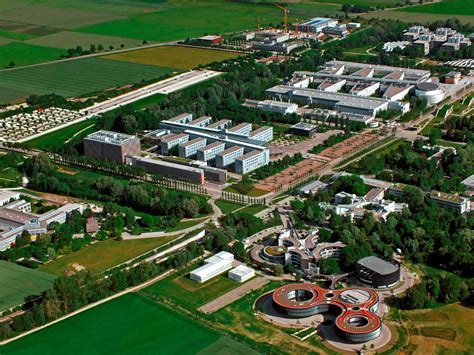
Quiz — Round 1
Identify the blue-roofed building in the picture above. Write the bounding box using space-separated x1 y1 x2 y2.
300 18 338 33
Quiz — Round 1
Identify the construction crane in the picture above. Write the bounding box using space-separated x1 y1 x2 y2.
273 3 289 33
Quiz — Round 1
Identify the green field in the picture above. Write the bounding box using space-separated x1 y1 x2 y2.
0 30 35 41
105 45 243 70
402 0 474 16
0 260 56 312
0 58 174 103
25 30 145 49
0 42 64 68
40 237 178 276
235 204 267 216
311 0 400 6
144 263 241 310
360 8 474 25
78 1 341 42
0 293 256 354
215 200 245 215
23 119 96 151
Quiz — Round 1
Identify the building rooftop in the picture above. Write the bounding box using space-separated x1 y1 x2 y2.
217 145 243 156
207 119 230 129
188 116 212 126
430 190 467 203
229 265 254 277
227 122 252 133
235 150 263 161
291 122 318 131
160 132 189 143
84 130 137 145
357 256 399 275
180 137 206 148
167 113 192 123
249 126 272 137
198 141 226 152
300 17 335 26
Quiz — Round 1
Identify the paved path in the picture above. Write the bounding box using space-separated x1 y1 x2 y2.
198 276 269 314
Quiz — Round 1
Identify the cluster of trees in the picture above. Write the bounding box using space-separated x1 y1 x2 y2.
341 4 371 13
442 115 473 144
60 44 125 59
252 153 304 180
402 271 472 309
352 141 473 193
24 154 212 226
0 239 204 340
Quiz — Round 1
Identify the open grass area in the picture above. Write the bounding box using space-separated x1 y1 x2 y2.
0 57 174 104
144 262 241 311
311 0 400 6
0 293 255 354
164 217 207 232
402 0 474 16
0 29 35 41
23 119 96 151
215 199 245 215
224 184 269 197
105 45 242 70
40 236 178 276
401 303 474 354
0 42 64 68
360 9 474 25
78 1 341 42
0 260 56 312
235 204 267 216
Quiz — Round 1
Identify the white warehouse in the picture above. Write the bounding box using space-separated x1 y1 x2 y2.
190 251 234 283
228 265 255 282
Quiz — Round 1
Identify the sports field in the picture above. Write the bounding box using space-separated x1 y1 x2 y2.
0 293 256 354
0 58 173 103
105 46 242 70
144 263 241 310
40 236 179 276
0 260 56 312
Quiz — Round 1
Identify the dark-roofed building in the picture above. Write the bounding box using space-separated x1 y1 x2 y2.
356 256 400 288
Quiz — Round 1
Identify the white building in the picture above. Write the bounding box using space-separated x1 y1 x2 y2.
248 126 273 143
383 41 410 53
228 265 255 282
226 122 253 136
178 137 207 158
234 150 267 174
0 191 20 207
190 251 234 283
160 133 189 154
256 100 298 114
215 146 244 168
430 191 470 214
197 141 226 161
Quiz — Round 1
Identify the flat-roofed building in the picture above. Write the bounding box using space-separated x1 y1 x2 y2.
131 156 205 184
235 150 267 174
350 82 380 97
197 141 226 161
227 122 252 136
197 35 224 45
216 146 244 168
167 112 193 124
228 265 255 282
143 129 170 143
300 17 338 33
256 100 298 114
249 126 273 142
207 119 231 129
188 115 213 127
318 78 346 92
430 190 470 213
83 130 141 164
0 191 20 207
190 251 234 283
252 41 301 54
160 133 189 155
178 137 207 158
356 256 400 288
289 122 319 137
461 174 474 191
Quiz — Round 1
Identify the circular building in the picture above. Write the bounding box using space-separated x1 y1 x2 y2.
272 283 381 342
415 82 444 105
356 256 400 288
261 245 287 263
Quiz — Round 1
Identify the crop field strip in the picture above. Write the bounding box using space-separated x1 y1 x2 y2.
0 58 175 103
0 260 56 312
104 46 243 70
0 42 65 68
401 0 474 16
0 293 256 354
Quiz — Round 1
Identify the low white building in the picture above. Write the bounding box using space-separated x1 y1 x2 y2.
0 191 20 206
190 251 234 283
256 100 298 114
228 265 255 282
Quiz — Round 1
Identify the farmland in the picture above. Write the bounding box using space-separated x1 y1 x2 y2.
105 46 243 70
311 0 400 6
0 43 64 68
40 236 179 276
0 293 256 354
0 260 56 312
0 58 174 104
401 0 474 16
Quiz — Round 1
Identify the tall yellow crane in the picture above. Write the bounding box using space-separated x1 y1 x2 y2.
273 3 289 33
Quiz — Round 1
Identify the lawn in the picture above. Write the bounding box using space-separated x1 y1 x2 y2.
235 204 267 216
0 293 256 354
23 119 96 151
360 9 474 25
144 262 242 310
401 303 474 354
40 236 179 276
105 45 242 70
78 1 341 42
164 217 208 232
0 29 35 41
0 260 56 312
215 199 245 215
0 57 174 104
311 0 399 6
402 0 474 16
224 184 269 197
0 42 64 68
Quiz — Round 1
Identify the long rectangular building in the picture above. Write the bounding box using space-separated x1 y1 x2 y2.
160 133 189 155
248 126 273 142
226 122 252 136
197 141 226 161
178 137 207 158
216 146 244 168
235 150 267 174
